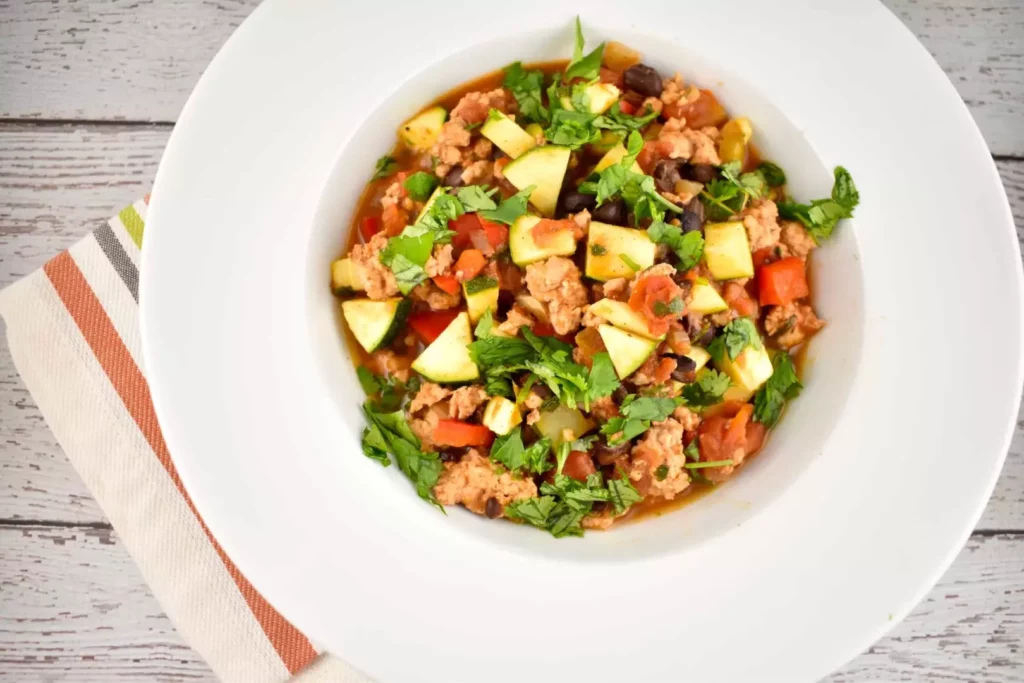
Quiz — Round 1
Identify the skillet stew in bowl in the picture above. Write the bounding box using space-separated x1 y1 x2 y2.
331 19 858 537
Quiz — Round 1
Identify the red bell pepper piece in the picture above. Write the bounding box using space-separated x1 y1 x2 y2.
434 419 494 448
359 215 382 240
407 309 460 344
758 257 809 306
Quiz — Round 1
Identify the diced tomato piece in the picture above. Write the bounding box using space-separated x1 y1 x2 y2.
665 89 728 129
617 99 637 116
562 450 597 482
758 257 809 306
407 309 460 344
530 218 575 246
434 419 494 448
722 282 758 318
449 213 483 251
745 421 767 457
479 218 509 249
697 402 753 468
628 274 684 337
453 249 487 281
599 67 624 89
432 274 460 295
359 215 382 241
636 140 658 175
751 247 777 269
653 357 677 384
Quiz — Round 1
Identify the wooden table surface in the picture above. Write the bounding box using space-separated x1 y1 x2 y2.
1 1 1022 681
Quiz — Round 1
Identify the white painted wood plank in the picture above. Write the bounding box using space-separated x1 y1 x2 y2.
0 0 1022 155
885 0 1024 157
827 534 1024 682
0 525 215 682
0 525 1019 682
1 127 1022 528
0 0 256 123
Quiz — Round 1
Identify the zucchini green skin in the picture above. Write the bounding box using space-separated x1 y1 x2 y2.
376 298 412 351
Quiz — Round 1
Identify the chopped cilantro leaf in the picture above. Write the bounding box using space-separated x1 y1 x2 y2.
647 221 705 271
545 107 601 149
685 459 734 469
707 318 762 364
758 161 787 187
590 243 608 256
592 102 660 133
479 185 534 225
753 352 802 427
362 403 444 510
679 369 731 407
503 63 549 126
684 438 700 462
654 464 669 481
372 155 397 181
606 473 642 514
468 335 536 369
356 366 382 395
457 184 499 212
587 353 620 402
600 394 681 445
652 296 684 318
490 427 553 474
778 166 859 243
474 308 495 338
563 17 605 83
403 172 439 201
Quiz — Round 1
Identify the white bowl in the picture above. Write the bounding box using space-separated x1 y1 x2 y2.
140 2 1023 682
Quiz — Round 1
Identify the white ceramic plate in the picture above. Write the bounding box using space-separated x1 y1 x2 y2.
139 1 1023 681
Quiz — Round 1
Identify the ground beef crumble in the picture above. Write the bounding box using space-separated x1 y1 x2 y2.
434 449 537 516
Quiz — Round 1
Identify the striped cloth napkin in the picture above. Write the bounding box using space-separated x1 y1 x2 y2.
0 199 369 683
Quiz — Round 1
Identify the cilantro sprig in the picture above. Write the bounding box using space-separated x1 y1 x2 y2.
372 154 397 181
479 185 534 225
507 469 641 538
356 367 419 412
361 402 444 510
490 427 553 474
600 394 682 445
707 318 762 364
503 62 549 126
679 370 730 407
753 352 802 427
777 166 859 243
699 160 773 221
381 191 462 294
647 221 704 270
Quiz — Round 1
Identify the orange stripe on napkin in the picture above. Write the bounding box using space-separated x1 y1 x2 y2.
43 251 317 674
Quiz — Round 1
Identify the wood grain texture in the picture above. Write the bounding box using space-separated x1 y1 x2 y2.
885 0 1024 157
0 525 215 682
0 0 256 124
0 0 1021 154
827 534 1024 682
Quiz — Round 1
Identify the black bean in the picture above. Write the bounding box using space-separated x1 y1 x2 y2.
531 383 553 399
485 497 502 519
440 449 465 463
674 355 697 374
561 190 597 214
594 440 631 466
688 164 718 184
693 323 716 347
670 368 697 384
623 64 663 98
653 159 684 193
592 198 627 225
444 165 465 188
684 196 705 225
680 210 702 234
613 386 629 403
